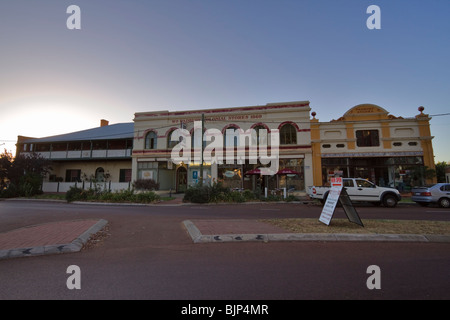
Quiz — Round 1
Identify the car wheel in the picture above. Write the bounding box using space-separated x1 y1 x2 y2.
383 194 398 208
438 198 450 208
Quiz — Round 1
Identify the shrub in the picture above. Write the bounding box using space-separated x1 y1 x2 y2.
183 184 210 203
136 191 160 203
183 183 251 203
133 179 160 191
65 186 85 202
229 191 245 203
65 187 160 204
242 189 255 201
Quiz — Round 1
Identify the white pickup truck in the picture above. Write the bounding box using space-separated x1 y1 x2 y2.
307 178 402 207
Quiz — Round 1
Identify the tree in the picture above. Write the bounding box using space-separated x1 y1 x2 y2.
0 150 13 190
435 161 447 183
0 150 52 197
410 165 436 186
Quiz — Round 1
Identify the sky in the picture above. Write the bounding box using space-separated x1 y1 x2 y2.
0 0 449 162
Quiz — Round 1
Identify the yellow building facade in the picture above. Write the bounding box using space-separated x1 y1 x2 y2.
310 104 436 191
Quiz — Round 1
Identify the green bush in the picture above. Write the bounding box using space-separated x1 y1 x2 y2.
136 191 160 203
229 191 245 203
65 186 86 202
184 183 252 203
133 179 160 191
0 183 18 198
183 184 211 203
65 187 160 204
242 189 255 201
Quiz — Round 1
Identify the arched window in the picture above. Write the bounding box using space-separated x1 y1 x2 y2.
280 123 297 145
191 128 206 149
95 167 105 182
224 125 239 147
167 129 179 149
252 124 268 146
145 131 157 149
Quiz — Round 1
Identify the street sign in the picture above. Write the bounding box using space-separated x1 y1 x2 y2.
339 188 364 227
319 180 343 226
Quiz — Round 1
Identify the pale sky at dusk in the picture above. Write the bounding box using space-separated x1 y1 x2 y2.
1 0 449 162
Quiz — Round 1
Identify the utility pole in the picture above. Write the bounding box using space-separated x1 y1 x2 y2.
199 113 204 185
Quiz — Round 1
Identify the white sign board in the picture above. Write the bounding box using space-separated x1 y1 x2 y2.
319 178 343 226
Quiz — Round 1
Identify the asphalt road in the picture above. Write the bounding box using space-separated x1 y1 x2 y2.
0 200 449 303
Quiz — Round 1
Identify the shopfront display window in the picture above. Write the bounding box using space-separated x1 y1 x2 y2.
321 156 426 191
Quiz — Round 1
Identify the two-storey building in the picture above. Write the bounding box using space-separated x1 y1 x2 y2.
310 104 436 191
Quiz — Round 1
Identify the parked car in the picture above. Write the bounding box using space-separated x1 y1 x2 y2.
307 178 401 208
411 183 450 208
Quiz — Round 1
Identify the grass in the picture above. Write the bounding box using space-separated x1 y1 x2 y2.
262 218 450 235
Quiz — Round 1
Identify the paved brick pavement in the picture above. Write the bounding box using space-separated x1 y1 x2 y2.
0 220 99 250
192 219 290 235
0 219 108 259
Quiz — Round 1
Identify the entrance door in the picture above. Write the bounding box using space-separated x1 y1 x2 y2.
176 167 187 193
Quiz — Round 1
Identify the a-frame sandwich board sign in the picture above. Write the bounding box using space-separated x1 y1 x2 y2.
319 178 364 227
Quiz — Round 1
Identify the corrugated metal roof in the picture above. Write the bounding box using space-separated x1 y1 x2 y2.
22 123 134 143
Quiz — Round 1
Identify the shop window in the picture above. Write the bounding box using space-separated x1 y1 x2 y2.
280 123 297 145
145 131 157 149
356 130 380 147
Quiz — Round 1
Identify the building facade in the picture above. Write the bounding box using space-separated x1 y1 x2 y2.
310 104 436 191
132 101 313 194
15 102 437 195
16 121 134 192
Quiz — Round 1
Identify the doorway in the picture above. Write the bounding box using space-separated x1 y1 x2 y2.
176 166 187 193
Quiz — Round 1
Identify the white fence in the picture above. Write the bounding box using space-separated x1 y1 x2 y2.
42 181 132 193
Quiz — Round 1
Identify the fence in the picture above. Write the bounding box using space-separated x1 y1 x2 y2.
42 181 132 193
